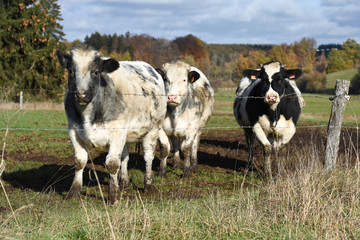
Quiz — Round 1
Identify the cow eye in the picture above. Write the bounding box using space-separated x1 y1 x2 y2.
92 70 100 76
183 79 186 82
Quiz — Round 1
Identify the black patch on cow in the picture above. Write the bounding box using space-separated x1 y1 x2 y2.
64 92 84 126
203 81 211 90
123 64 152 83
277 81 301 124
92 74 126 124
141 87 149 97
146 66 159 81
152 91 159 109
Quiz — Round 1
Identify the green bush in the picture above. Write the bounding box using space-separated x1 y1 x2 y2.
349 68 360 94
297 72 326 93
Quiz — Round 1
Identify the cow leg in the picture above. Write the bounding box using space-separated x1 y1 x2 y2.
106 133 126 204
190 131 201 173
67 129 88 199
171 138 181 169
158 129 170 178
120 144 130 191
142 130 158 191
181 132 197 178
262 145 272 178
244 128 256 170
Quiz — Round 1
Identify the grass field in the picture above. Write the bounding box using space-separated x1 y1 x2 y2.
0 84 359 239
325 68 358 92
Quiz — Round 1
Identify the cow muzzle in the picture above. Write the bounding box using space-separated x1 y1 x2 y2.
75 90 90 105
167 95 179 106
266 95 278 103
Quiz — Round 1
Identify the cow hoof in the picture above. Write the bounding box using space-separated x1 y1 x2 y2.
182 168 192 178
108 194 120 205
144 183 155 192
278 146 287 155
108 189 120 205
191 165 198 174
264 145 272 154
158 169 167 178
65 184 82 199
65 191 81 200
173 161 181 169
119 181 130 191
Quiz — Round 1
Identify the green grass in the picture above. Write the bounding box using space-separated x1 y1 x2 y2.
325 68 357 92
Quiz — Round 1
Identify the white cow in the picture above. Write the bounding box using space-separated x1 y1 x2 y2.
157 61 214 177
57 44 167 203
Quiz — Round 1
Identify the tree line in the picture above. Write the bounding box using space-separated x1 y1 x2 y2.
1 0 360 102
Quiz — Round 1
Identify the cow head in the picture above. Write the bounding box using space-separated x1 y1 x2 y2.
156 61 200 107
56 44 119 106
243 61 302 110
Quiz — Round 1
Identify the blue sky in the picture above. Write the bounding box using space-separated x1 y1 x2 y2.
58 0 360 46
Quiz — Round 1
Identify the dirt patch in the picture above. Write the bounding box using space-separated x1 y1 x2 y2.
2 127 359 199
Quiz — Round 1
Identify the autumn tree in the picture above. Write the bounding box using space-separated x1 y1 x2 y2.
173 34 209 62
327 39 360 73
0 0 66 100
327 49 348 73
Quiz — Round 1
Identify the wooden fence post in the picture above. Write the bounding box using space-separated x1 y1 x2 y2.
324 79 350 170
20 91 23 110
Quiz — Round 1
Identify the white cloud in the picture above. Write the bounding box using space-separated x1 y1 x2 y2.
57 0 360 45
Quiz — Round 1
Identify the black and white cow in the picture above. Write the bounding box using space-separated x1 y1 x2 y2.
156 61 214 177
233 61 303 177
56 44 166 203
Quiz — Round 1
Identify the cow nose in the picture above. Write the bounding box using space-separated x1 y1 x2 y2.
76 90 88 103
167 95 178 103
267 95 278 102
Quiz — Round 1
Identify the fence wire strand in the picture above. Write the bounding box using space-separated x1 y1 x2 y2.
0 88 359 132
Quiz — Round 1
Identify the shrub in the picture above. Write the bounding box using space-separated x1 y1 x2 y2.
349 68 360 94
297 72 326 93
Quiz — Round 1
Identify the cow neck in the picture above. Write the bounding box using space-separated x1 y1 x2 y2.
77 74 125 125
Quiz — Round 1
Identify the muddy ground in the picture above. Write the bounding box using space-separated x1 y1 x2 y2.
3 127 359 199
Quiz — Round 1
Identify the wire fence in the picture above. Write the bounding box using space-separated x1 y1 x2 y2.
0 88 359 132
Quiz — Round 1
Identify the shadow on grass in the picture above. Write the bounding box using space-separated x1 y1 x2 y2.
2 164 108 197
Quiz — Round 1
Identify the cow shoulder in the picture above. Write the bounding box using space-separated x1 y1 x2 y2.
278 81 301 123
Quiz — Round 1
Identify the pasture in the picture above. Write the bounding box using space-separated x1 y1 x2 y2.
0 89 359 239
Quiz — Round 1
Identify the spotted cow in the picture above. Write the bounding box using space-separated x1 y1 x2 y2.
56 44 166 203
156 61 214 177
233 61 303 177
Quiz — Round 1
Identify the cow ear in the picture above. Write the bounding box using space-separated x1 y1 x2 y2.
286 69 302 80
188 71 200 83
243 69 260 80
101 58 119 73
56 50 71 68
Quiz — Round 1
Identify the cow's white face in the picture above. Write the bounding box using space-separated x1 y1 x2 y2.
161 62 200 107
68 48 99 105
57 44 119 106
263 62 282 110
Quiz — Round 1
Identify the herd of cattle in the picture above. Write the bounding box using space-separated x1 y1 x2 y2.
56 43 304 203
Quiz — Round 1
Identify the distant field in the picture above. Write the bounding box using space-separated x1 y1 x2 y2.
325 68 357 92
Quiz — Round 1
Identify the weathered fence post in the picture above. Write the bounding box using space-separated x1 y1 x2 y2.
19 91 23 110
324 79 350 170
